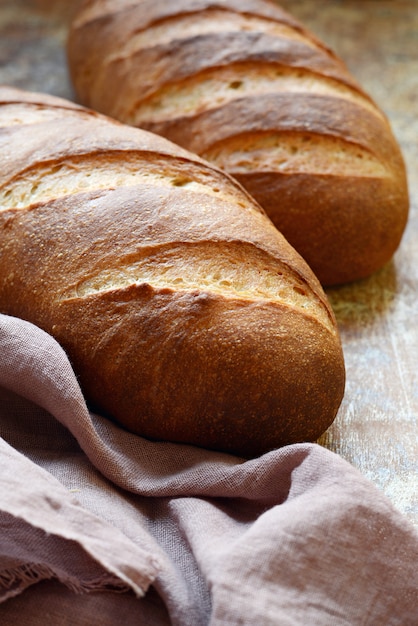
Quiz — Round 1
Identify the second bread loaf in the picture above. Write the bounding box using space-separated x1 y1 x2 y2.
68 0 409 286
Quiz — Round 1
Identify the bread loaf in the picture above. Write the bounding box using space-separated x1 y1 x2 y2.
67 0 409 286
0 86 345 457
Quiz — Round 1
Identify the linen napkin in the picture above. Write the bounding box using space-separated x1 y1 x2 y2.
0 313 417 625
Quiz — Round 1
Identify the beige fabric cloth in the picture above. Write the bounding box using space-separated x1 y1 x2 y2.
0 313 417 625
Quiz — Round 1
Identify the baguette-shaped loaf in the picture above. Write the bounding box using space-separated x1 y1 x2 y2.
0 86 345 457
67 0 409 286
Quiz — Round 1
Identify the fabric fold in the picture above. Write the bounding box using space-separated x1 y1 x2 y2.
0 436 161 603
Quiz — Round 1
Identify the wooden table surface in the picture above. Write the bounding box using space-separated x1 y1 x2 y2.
1 0 417 528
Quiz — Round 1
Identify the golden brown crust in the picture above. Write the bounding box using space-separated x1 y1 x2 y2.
236 171 408 286
0 87 345 456
68 0 354 110
55 290 344 457
84 32 358 117
0 85 84 110
67 0 409 286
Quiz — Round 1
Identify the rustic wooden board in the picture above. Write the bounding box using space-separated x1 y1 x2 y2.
0 0 416 527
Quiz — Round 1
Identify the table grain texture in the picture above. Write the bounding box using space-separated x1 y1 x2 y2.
0 0 417 528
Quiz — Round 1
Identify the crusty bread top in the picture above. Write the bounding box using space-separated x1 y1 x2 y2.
69 0 360 115
0 87 332 321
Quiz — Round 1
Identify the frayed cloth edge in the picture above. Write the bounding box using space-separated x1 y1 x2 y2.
0 562 132 603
